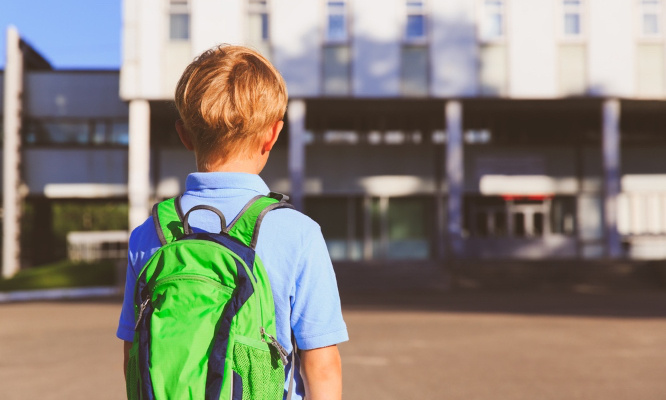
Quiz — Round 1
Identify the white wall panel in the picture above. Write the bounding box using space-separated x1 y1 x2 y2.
508 0 557 97
430 0 478 97
120 0 139 99
272 0 322 97
352 0 401 97
588 0 635 96
162 42 192 99
137 0 166 99
192 0 243 55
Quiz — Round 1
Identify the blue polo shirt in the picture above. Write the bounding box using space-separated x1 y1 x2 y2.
117 172 348 399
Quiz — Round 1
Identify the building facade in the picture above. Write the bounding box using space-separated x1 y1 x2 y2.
119 0 666 262
3 1 666 276
2 28 130 276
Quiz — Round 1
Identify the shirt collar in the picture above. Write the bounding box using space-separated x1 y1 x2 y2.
185 172 270 195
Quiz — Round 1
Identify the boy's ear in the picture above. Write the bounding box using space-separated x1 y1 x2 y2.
262 120 284 153
175 120 194 151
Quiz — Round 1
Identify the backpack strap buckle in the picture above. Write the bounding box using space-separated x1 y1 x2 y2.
268 192 289 202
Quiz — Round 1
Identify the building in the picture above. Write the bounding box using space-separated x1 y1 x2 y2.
120 0 666 262
3 0 666 277
2 28 129 276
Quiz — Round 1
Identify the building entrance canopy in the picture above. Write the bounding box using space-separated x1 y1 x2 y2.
303 98 666 146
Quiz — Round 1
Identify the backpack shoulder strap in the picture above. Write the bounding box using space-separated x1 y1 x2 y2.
152 196 185 245
227 193 294 249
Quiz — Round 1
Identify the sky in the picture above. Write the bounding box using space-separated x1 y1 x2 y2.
0 0 121 69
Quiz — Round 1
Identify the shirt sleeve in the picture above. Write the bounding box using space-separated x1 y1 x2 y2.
290 226 349 350
116 217 162 342
116 259 137 342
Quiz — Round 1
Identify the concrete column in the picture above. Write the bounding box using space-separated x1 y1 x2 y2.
602 99 623 258
434 141 446 260
128 100 151 230
378 196 389 259
446 101 464 259
31 198 55 266
3 27 24 278
362 195 373 261
287 99 306 211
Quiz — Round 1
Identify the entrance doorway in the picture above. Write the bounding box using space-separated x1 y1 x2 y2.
467 196 576 238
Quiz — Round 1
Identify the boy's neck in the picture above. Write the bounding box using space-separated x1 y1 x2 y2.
198 155 266 175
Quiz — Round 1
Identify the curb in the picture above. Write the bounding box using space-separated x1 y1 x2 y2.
0 286 121 303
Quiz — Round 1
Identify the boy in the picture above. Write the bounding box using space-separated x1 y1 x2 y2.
116 45 348 400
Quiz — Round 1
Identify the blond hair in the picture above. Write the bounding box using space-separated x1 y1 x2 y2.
174 45 288 170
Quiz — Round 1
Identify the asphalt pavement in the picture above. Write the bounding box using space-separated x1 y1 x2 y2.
1 291 665 399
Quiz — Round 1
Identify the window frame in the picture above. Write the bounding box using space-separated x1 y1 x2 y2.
558 0 587 43
168 0 191 41
477 0 508 44
400 44 431 96
404 0 429 44
248 0 271 43
636 0 664 40
324 0 350 44
321 43 352 96
22 118 130 148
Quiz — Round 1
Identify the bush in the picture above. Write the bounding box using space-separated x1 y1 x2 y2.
0 260 118 292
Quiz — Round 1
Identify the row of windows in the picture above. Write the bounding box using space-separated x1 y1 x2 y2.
168 1 666 45
22 120 129 146
323 42 666 97
164 0 666 97
306 195 577 260
556 0 664 39
321 0 663 42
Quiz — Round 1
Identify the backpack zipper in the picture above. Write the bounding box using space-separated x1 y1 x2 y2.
134 297 151 331
260 327 289 366
153 274 232 293
133 274 232 331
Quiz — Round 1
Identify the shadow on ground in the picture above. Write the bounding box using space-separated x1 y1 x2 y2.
341 290 666 319
52 260 666 320
335 260 666 318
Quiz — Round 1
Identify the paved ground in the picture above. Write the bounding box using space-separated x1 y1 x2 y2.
1 291 665 399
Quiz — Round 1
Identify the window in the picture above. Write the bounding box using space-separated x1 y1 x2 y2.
326 1 348 42
401 46 429 96
386 197 430 259
169 0 190 40
480 0 505 41
639 0 662 37
305 197 364 260
323 1 350 94
110 122 130 145
465 196 575 238
405 1 426 41
23 119 129 146
402 1 428 96
562 0 584 38
248 0 270 42
323 45 351 95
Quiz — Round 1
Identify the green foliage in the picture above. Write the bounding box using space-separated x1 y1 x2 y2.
0 260 118 292
21 201 129 261
52 202 129 238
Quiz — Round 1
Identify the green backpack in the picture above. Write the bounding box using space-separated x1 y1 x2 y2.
126 194 294 400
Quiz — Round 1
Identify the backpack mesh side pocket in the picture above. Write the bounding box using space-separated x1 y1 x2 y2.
232 341 284 400
125 349 140 400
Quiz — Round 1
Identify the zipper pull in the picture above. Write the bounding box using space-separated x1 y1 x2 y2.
134 298 150 331
260 327 290 366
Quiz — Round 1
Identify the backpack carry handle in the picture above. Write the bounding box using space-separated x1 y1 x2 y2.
182 205 228 235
